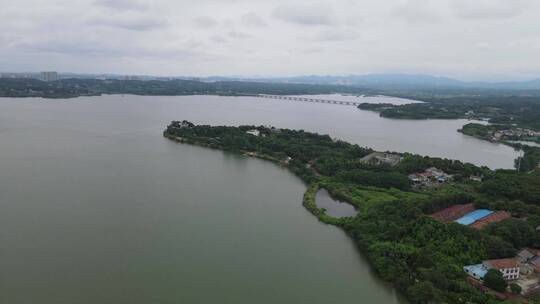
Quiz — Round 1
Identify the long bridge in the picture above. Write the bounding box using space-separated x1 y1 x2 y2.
254 94 361 106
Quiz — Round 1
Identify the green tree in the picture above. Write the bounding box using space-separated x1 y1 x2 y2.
487 218 536 249
407 281 441 304
483 269 507 292
510 283 522 295
484 236 517 259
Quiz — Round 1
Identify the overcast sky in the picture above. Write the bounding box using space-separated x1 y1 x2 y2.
1 0 539 80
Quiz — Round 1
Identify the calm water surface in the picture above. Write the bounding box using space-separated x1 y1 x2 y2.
0 95 518 304
315 189 358 218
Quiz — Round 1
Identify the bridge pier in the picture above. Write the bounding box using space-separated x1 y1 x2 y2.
255 95 360 107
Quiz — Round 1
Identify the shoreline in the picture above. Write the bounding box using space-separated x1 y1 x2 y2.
165 132 349 225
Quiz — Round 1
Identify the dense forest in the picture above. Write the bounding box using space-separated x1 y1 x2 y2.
164 121 540 304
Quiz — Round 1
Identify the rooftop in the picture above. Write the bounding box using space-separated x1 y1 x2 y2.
430 203 475 223
455 209 493 226
529 256 540 267
518 248 536 262
464 264 489 279
470 211 511 229
484 258 519 270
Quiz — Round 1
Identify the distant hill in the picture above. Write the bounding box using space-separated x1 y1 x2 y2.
3 73 540 97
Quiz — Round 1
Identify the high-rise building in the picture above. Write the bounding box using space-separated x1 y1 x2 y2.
40 71 59 82
1 73 33 79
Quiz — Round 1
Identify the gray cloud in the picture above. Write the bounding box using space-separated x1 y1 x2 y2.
272 4 336 26
241 13 267 27
22 40 127 57
91 16 167 31
193 16 219 29
392 0 442 24
311 29 358 42
0 34 20 48
450 0 531 19
227 30 251 39
210 35 227 44
94 0 149 11
19 38 199 61
0 0 539 80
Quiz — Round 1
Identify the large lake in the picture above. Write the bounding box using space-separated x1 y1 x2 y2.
0 94 517 304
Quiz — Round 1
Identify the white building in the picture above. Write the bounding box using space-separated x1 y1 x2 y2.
483 259 520 281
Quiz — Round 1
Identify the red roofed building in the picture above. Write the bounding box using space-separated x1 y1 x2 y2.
470 211 511 229
483 259 520 280
430 203 475 223
527 248 540 256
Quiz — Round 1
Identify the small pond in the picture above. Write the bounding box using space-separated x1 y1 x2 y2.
315 189 359 218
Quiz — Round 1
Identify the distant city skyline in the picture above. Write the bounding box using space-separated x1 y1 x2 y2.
1 0 539 81
2 71 540 86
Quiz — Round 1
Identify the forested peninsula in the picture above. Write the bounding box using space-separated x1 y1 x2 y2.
164 121 540 304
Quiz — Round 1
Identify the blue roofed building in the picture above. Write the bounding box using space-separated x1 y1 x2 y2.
455 209 494 225
463 264 489 280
